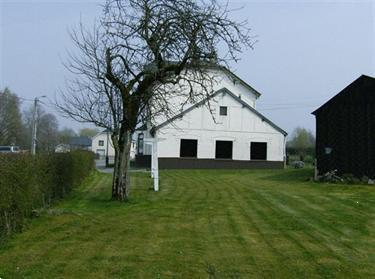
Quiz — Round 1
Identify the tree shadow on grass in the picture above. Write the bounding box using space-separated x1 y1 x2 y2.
63 179 155 212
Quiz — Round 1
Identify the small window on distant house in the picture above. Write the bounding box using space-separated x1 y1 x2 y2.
215 140 233 159
219 106 227 116
180 139 198 158
98 140 104 146
251 142 267 160
138 133 144 155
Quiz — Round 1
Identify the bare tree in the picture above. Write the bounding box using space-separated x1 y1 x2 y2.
58 128 77 144
79 128 100 138
58 0 254 201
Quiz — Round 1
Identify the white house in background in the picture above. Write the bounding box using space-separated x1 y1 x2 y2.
91 131 114 158
91 130 136 160
134 65 287 170
55 144 70 153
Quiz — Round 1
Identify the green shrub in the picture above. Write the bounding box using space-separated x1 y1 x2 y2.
0 151 94 241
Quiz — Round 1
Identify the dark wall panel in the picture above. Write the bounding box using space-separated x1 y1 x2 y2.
159 158 284 169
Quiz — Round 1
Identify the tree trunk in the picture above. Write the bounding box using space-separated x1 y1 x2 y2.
111 130 132 201
112 145 119 198
111 133 120 199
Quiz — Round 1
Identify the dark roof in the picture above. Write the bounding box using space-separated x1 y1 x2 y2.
69 136 92 147
151 87 287 136
312 75 375 115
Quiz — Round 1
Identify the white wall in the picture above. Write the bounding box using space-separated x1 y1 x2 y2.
91 132 115 157
210 69 258 108
155 93 285 161
152 69 259 126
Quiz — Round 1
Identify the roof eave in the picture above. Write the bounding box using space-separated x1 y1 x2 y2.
153 87 287 136
214 65 262 98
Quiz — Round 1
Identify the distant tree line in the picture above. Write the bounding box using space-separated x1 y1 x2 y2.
0 88 99 152
287 127 315 162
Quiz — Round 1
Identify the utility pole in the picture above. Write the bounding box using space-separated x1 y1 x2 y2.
30 96 46 155
106 129 109 167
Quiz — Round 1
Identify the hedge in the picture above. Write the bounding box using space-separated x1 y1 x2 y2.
0 151 94 241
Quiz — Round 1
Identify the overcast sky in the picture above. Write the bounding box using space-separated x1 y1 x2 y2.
1 0 374 136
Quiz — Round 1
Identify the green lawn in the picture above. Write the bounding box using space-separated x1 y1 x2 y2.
0 169 374 278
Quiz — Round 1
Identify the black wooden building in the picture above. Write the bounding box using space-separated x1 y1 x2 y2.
312 75 375 178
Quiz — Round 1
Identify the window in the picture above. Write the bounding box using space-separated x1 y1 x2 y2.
219 106 227 116
96 149 105 156
98 140 104 146
251 142 267 160
215 140 233 159
180 139 198 158
137 133 144 155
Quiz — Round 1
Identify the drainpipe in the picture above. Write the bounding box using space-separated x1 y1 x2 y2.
283 135 287 169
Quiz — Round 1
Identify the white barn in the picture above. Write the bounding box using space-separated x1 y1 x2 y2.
135 66 287 169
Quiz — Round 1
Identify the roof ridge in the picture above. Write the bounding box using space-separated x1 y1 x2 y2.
312 74 375 115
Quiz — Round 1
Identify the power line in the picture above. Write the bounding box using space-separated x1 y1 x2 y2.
258 101 321 107
258 104 318 111
258 95 332 106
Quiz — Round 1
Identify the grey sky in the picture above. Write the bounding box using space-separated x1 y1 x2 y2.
1 0 374 135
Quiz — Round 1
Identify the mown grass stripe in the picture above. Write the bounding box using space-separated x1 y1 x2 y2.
226 177 346 278
224 180 319 278
0 168 374 278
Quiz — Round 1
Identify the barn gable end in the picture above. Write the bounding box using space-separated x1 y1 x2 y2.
312 75 375 178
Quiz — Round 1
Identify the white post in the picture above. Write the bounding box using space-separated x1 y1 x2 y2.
152 136 159 191
151 141 154 178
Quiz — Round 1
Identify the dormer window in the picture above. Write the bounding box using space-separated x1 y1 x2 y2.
219 106 227 116
137 133 144 155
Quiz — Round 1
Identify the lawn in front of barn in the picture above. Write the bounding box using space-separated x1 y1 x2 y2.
0 168 374 278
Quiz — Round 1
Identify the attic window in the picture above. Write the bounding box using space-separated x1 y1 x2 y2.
219 106 227 116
